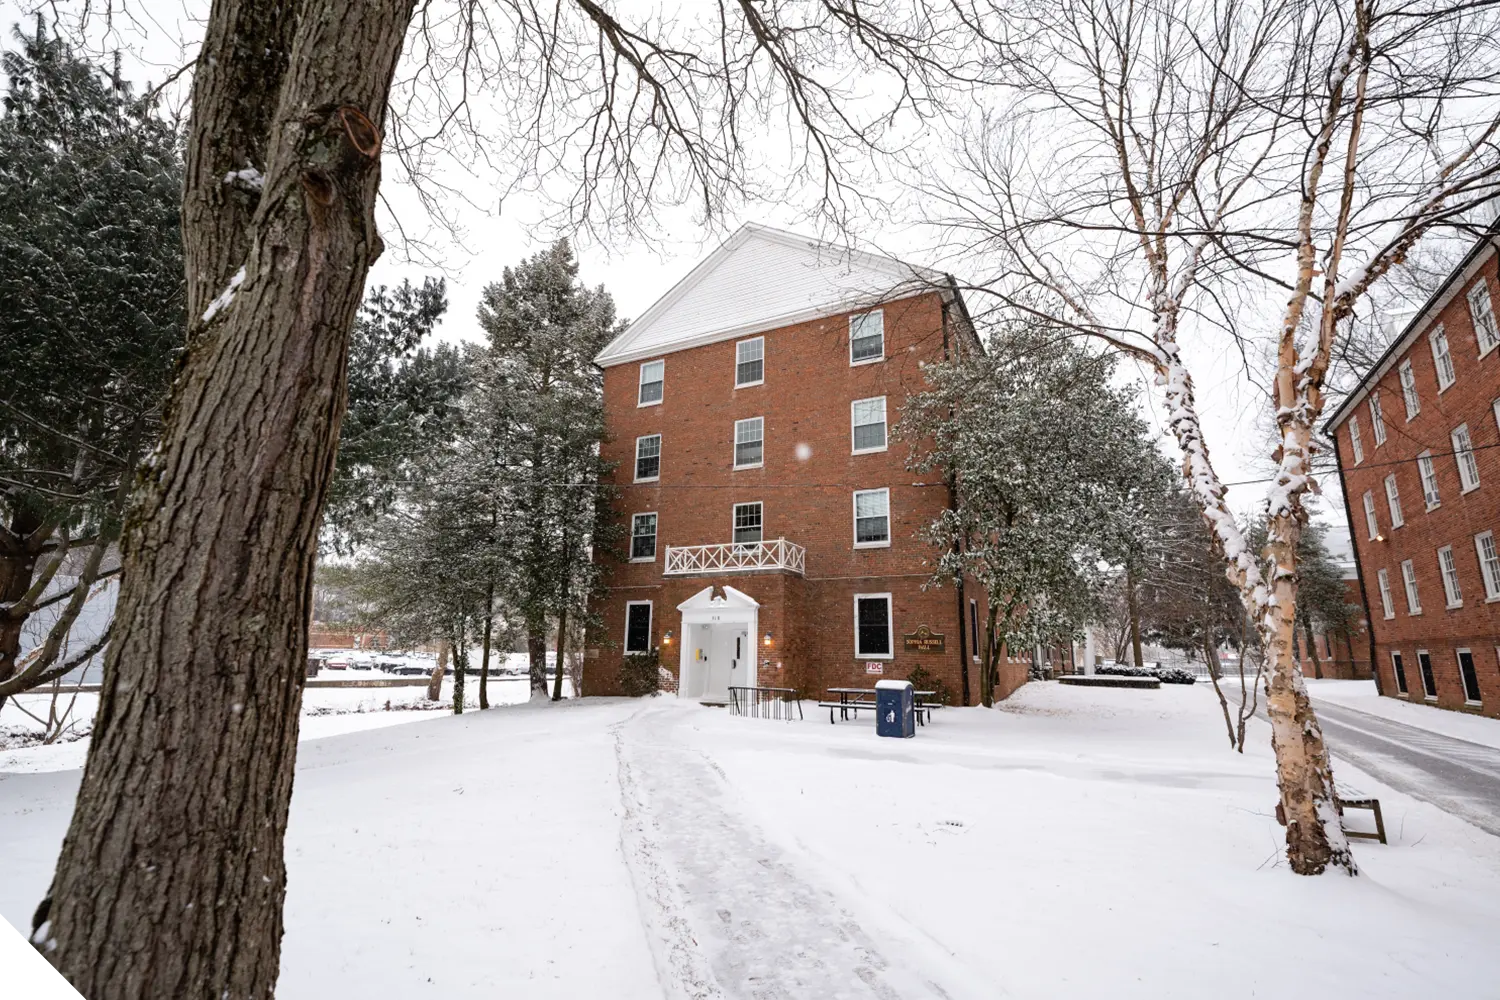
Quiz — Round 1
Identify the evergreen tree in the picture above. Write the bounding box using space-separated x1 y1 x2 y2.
0 22 182 702
475 241 621 699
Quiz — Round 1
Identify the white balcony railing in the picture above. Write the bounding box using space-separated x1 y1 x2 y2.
663 538 806 576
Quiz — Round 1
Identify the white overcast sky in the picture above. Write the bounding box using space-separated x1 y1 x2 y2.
2 0 1352 538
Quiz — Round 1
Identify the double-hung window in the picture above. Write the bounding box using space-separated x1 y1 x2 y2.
1438 545 1463 608
733 417 764 469
1349 416 1364 464
851 396 888 453
735 337 765 387
1471 282 1500 355
635 434 661 482
1452 423 1480 492
1391 651 1409 695
1369 392 1387 446
1399 360 1420 419
850 310 885 364
1459 649 1483 704
1401 559 1422 614
1362 491 1379 540
1475 531 1500 600
1418 452 1441 509
1377 568 1395 619
732 502 763 544
853 593 893 658
630 513 657 561
1418 650 1437 699
853 488 891 547
1384 474 1404 528
624 601 653 654
638 360 664 405
1430 325 1456 390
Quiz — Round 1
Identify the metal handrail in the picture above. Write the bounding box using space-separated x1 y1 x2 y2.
728 685 804 720
663 538 806 576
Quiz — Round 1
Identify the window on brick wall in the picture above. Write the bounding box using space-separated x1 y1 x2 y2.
1475 531 1500 600
853 593 893 657
630 513 658 561
1452 423 1480 492
624 601 653 654
1377 568 1395 619
1384 474 1404 528
1470 282 1500 356
735 337 764 387
1401 559 1422 614
853 487 891 547
1369 392 1387 445
733 417 764 469
635 434 661 481
638 360 664 406
1438 545 1463 608
1430 325 1456 390
1349 416 1364 464
732 502 763 544
850 310 885 364
1459 649 1483 703
1418 452 1441 509
1399 360 1420 419
1363 491 1379 540
1391 651 1409 695
1418 649 1437 698
851 396 888 453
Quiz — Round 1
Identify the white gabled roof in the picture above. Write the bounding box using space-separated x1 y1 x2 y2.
595 223 948 367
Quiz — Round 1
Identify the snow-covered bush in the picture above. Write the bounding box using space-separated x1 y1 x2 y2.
1154 667 1197 685
1097 663 1196 685
619 648 662 697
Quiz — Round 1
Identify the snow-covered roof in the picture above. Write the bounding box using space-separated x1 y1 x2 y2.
595 223 951 367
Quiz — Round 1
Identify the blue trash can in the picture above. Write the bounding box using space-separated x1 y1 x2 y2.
875 680 915 738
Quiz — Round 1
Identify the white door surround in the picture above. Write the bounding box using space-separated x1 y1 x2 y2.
677 585 760 701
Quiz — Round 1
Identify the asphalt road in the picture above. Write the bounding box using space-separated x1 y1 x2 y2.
1308 699 1500 837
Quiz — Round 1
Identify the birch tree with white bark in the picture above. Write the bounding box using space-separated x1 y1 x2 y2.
931 0 1500 874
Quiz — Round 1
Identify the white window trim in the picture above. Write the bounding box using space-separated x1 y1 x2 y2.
1457 648 1483 705
623 600 653 654
734 336 765 389
1401 559 1422 615
852 487 892 549
853 592 895 659
1493 398 1500 436
629 512 658 563
850 395 889 455
731 500 764 545
1369 392 1387 446
1471 282 1500 357
1377 568 1395 619
1477 531 1500 601
637 359 665 408
849 310 886 367
1399 359 1420 420
1349 416 1364 465
1391 651 1408 696
732 416 765 470
1418 649 1437 700
1438 545 1463 609
1384 474 1404 528
1363 491 1379 540
1417 451 1440 510
1430 325 1456 391
1452 424 1481 493
634 434 661 483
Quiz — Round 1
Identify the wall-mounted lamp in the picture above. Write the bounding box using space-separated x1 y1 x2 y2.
763 631 774 647
663 630 674 645
1375 534 1386 543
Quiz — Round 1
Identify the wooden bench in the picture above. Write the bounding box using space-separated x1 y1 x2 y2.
1275 788 1387 845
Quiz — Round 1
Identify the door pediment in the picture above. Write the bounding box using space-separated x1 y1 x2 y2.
677 584 760 613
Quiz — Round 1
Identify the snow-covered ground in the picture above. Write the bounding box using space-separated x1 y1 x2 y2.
3 682 1497 998
1305 677 1500 750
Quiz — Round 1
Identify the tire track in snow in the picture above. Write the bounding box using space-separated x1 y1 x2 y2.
615 704 955 1000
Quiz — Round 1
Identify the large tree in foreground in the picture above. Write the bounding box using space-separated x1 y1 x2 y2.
32 2 964 994
938 0 1500 874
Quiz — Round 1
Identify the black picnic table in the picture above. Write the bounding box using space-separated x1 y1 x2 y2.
819 687 941 725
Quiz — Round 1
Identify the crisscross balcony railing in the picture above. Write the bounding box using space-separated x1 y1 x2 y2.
663 538 806 576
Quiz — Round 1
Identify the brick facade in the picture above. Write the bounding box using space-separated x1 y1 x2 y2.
585 289 1029 705
1327 233 1500 717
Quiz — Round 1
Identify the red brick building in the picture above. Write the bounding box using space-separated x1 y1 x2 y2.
1325 226 1500 716
584 225 1028 705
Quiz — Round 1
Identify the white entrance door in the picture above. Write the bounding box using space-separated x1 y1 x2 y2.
676 585 761 704
704 625 737 703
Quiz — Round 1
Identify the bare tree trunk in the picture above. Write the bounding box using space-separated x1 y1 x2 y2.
1303 619 1323 679
1126 566 1144 668
1205 633 1236 749
479 580 494 711
451 622 467 715
552 605 568 702
35 2 418 993
427 640 450 702
527 628 549 699
0 508 47 712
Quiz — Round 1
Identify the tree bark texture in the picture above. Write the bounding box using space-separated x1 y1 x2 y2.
552 604 568 701
37 1 418 995
1125 566 1143 668
1303 620 1322 679
528 629 548 698
0 507 47 711
427 639 449 702
479 612 492 710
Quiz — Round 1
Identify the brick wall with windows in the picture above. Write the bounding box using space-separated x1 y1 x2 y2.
1328 234 1500 717
586 290 1021 703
